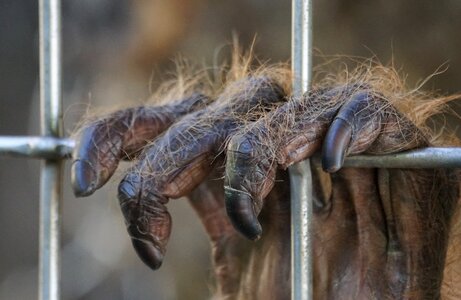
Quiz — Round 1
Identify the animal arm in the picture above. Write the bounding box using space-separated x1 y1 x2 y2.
71 62 460 299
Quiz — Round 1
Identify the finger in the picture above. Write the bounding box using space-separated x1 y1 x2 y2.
224 85 358 239
276 84 367 168
118 153 214 270
322 90 429 172
118 172 171 270
118 76 286 269
225 132 274 240
72 93 208 197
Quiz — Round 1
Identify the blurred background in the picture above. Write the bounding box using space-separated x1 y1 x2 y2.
0 0 460 299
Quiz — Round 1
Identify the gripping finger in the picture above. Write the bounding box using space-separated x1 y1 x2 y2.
322 91 380 172
322 90 429 172
225 131 275 240
224 85 361 239
72 93 208 197
117 76 286 269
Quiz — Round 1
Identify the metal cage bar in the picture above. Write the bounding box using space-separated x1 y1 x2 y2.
38 0 62 299
1 136 461 168
0 136 73 159
290 0 313 299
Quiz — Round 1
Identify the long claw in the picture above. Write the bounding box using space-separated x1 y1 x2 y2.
322 118 352 172
224 187 262 240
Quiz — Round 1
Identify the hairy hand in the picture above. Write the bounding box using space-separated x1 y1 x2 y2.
71 63 460 299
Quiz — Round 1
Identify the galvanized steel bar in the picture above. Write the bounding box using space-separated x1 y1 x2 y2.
290 0 313 299
342 147 461 169
39 0 63 299
0 136 73 159
0 136 460 169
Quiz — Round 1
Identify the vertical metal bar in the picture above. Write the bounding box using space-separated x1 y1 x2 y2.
39 0 62 299
290 0 313 299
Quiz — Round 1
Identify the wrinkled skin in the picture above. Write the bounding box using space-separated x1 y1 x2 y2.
72 76 460 299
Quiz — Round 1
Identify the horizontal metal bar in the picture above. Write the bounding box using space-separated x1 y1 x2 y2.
341 147 461 169
307 147 461 169
0 135 460 169
0 136 73 159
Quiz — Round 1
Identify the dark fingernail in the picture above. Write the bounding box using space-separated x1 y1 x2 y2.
322 118 352 173
71 159 97 197
224 186 262 241
131 238 164 270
